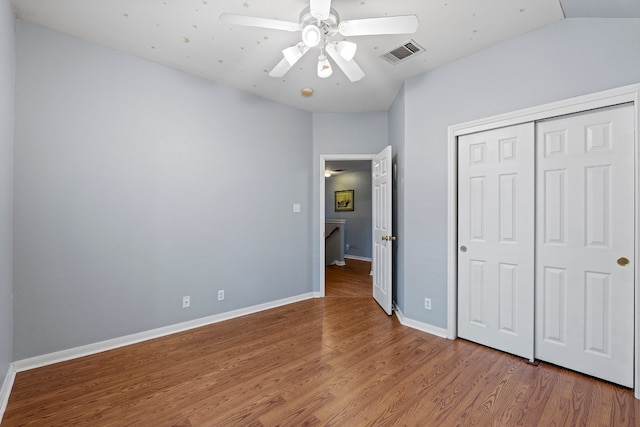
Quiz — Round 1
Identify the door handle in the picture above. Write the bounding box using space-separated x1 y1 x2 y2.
617 257 630 266
381 236 397 241
460 245 467 253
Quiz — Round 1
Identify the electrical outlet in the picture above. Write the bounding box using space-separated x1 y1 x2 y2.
218 290 225 301
424 298 431 310
182 296 190 308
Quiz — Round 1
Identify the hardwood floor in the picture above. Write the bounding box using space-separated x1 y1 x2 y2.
325 258 372 298
4 260 640 426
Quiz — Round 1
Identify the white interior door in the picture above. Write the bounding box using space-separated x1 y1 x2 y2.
535 104 635 387
372 145 393 315
457 123 535 360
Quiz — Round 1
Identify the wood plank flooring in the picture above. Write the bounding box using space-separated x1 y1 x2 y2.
325 258 371 298
3 258 640 426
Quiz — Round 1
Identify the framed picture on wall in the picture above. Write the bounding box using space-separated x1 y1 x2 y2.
335 190 354 212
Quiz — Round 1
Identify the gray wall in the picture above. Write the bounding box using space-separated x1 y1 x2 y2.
312 112 388 292
0 0 15 384
400 18 640 328
13 21 313 360
388 85 405 309
325 169 372 259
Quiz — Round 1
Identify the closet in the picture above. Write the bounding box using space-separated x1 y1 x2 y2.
457 103 635 388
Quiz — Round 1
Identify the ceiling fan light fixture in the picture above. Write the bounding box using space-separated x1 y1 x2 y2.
302 24 322 47
317 54 333 78
336 41 357 61
222 2 420 84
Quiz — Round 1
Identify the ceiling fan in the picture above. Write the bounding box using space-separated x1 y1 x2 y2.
220 0 419 82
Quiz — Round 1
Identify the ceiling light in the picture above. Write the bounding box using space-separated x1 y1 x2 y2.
301 88 314 97
301 25 322 47
325 172 332 178
336 41 357 61
317 54 332 78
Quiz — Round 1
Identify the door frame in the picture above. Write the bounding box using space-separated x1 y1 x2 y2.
319 153 376 297
446 83 640 397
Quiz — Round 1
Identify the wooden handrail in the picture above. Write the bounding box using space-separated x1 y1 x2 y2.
325 226 340 241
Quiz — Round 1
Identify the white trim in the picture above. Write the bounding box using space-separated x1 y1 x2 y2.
447 124 459 340
0 363 16 423
344 255 372 262
326 219 347 267
633 87 640 399
447 83 640 397
394 305 448 339
319 154 375 297
450 84 639 138
13 293 315 372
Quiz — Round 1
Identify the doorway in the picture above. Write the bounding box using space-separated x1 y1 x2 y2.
324 159 373 297
319 147 394 313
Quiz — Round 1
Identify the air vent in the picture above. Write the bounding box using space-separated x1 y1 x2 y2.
381 40 424 65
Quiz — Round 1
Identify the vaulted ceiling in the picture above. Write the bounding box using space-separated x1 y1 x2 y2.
10 0 640 113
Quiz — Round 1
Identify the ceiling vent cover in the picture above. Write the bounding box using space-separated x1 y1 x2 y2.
381 40 424 65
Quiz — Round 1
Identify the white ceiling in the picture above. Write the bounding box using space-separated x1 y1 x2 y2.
9 0 640 113
325 160 370 175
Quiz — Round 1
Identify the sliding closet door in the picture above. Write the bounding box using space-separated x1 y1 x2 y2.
535 104 635 387
458 123 535 360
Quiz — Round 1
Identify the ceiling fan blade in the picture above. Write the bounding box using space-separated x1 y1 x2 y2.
310 0 332 20
269 45 311 78
269 57 294 78
338 15 419 36
325 43 365 82
220 13 300 32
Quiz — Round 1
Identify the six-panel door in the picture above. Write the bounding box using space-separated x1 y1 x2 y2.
457 123 535 360
535 105 634 387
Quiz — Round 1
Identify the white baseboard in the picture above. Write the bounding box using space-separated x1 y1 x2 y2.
394 305 449 339
328 260 346 266
344 255 372 262
0 363 16 423
13 293 316 373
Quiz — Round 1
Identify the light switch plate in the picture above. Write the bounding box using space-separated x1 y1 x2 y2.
293 203 301 213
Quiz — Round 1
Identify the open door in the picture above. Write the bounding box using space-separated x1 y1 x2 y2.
372 146 393 315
